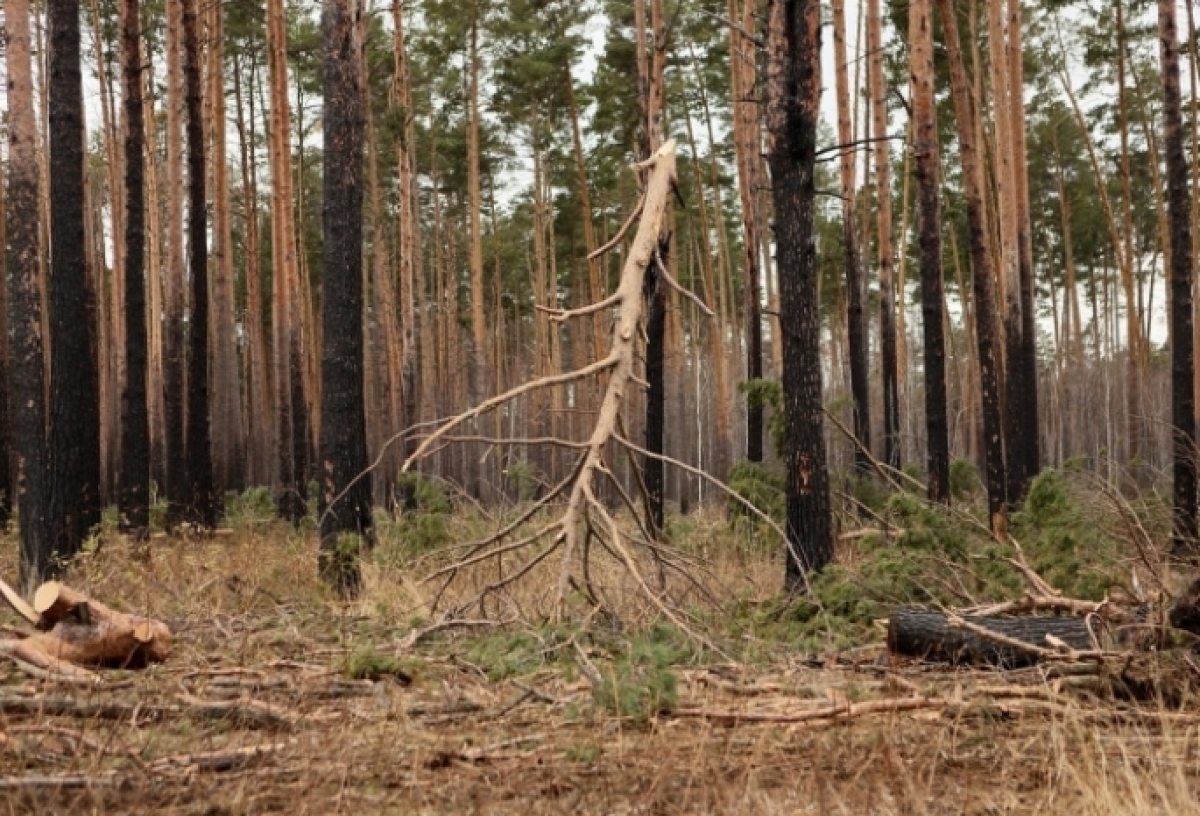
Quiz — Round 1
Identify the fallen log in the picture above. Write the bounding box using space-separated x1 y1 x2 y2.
887 607 1100 668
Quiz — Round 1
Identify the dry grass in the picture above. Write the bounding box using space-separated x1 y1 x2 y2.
0 506 1196 815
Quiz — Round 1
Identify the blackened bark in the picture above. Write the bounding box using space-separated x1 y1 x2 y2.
1160 0 1198 556
767 0 833 591
888 607 1096 668
938 0 1007 528
319 0 373 596
644 257 666 533
844 218 870 475
746 259 765 463
7 0 51 589
48 0 101 558
910 0 950 504
0 142 11 525
182 0 215 527
118 0 150 533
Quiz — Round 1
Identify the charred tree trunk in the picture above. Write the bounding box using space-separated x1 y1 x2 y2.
1160 0 1198 556
118 0 150 533
7 0 51 590
888 608 1096 668
182 0 214 526
163 0 187 528
318 0 373 596
767 0 833 590
909 0 950 504
48 0 101 559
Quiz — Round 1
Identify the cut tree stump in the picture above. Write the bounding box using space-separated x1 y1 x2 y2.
888 607 1099 668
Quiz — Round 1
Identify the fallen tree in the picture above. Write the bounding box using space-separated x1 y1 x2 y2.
0 578 172 682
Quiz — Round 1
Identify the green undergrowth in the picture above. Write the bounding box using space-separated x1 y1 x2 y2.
460 621 700 722
726 468 1132 654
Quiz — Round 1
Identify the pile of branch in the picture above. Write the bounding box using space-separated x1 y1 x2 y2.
0 578 171 683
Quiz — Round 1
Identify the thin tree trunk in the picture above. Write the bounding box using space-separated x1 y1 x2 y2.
207 0 244 494
727 0 764 463
832 0 871 474
466 2 488 501
869 0 900 470
391 0 418 461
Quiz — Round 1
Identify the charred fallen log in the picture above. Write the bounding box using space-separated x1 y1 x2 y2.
888 607 1098 668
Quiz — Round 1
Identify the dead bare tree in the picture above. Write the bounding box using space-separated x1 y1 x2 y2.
395 141 714 622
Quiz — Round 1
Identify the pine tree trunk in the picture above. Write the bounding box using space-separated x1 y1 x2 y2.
234 56 272 487
868 0 900 471
938 0 1006 531
181 0 214 526
6 0 51 590
207 0 244 495
319 0 372 595
1007 0 1039 493
164 0 188 527
767 0 833 590
142 56 167 495
909 0 949 504
727 0 764 463
117 0 150 533
266 0 305 520
1160 0 1198 556
391 0 418 462
466 4 488 501
47 0 102 558
831 0 870 474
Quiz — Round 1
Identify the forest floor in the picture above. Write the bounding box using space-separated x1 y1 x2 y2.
0 483 1199 815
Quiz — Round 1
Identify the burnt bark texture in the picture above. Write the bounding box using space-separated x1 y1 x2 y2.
909 0 950 504
48 0 101 559
1160 0 1198 556
118 0 150 533
319 0 373 596
888 608 1095 668
182 0 215 527
163 0 187 528
767 0 833 591
644 258 667 533
938 0 1007 530
7 0 51 589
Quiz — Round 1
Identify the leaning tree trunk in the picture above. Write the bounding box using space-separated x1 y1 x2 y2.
6 0 51 591
118 0 150 533
1160 0 1198 557
318 0 373 596
47 0 101 560
767 0 833 591
909 0 950 504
